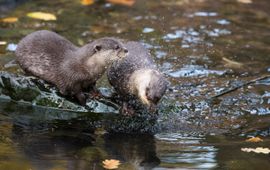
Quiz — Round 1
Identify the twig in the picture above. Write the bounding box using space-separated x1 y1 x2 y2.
211 75 270 98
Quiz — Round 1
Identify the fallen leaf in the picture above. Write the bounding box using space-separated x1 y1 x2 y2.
241 147 270 154
246 137 263 143
1 17 18 23
27 12 57 21
0 41 7 45
106 0 135 6
237 0 252 4
102 159 121 169
80 0 94 6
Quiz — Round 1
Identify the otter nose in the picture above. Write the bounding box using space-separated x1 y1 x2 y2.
123 48 128 53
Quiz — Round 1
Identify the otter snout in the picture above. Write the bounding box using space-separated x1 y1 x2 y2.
121 47 128 55
123 48 128 53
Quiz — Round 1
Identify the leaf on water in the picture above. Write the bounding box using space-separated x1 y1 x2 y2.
106 0 135 6
1 17 18 23
222 57 243 68
237 0 252 4
80 0 94 6
246 137 263 142
102 159 121 169
27 12 57 21
0 41 7 45
241 147 270 154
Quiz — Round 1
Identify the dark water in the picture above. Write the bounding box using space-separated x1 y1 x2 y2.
1 0 270 169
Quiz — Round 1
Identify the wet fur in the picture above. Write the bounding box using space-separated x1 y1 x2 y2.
107 41 168 108
16 30 126 104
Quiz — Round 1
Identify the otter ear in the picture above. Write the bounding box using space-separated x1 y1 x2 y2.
94 45 102 52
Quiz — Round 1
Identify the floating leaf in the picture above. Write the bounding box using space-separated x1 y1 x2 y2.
241 147 270 154
237 0 252 4
1 17 18 23
246 137 263 143
27 12 57 21
102 159 121 169
0 41 7 45
80 0 94 6
106 0 135 6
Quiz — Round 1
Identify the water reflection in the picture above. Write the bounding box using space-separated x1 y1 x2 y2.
104 134 160 169
155 133 217 169
1 109 270 170
12 124 96 170
4 120 162 169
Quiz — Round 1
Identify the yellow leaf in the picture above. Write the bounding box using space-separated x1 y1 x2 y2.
27 12 57 21
81 0 94 5
106 0 135 6
245 137 263 142
0 41 7 45
1 17 18 23
237 0 252 3
102 159 121 169
241 147 270 154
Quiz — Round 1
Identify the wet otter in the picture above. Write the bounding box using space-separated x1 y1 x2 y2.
15 30 128 105
107 41 168 114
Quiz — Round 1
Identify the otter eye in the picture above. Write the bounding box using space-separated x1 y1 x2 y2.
115 45 120 50
94 45 102 52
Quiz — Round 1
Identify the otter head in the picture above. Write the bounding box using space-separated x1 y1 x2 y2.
91 38 128 65
131 69 168 112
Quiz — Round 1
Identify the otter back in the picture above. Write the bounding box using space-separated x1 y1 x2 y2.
15 30 78 86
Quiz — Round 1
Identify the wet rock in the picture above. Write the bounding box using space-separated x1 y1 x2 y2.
0 71 157 134
0 71 122 112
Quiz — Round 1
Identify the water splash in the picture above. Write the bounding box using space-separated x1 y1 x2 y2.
167 65 226 78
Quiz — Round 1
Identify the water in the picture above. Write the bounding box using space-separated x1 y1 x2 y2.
1 0 270 169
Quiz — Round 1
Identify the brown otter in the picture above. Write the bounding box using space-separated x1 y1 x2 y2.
15 30 128 105
107 41 168 114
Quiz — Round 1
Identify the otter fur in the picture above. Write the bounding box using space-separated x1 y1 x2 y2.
15 30 128 105
107 41 168 114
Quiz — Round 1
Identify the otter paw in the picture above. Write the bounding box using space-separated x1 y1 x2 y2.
76 92 87 105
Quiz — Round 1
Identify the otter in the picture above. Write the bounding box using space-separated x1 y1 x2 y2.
107 41 168 114
15 30 128 105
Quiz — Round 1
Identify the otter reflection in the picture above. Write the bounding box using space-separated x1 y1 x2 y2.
11 124 160 170
104 134 160 169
